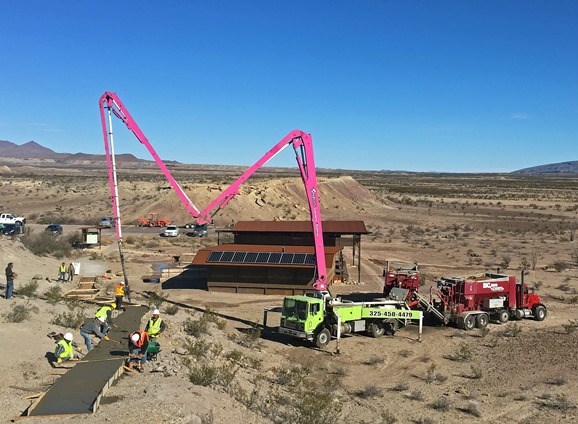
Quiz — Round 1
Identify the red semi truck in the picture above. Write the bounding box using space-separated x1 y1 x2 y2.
416 272 547 330
383 267 548 330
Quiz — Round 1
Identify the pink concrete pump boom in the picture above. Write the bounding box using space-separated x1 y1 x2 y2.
99 91 328 292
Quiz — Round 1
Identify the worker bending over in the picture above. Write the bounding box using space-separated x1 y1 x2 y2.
128 329 149 372
54 332 79 364
145 309 166 338
80 316 109 352
95 303 116 334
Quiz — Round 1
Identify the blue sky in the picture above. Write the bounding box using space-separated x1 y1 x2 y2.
1 1 577 172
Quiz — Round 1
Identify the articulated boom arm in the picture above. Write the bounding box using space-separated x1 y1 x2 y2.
99 91 201 239
198 130 327 291
99 91 327 292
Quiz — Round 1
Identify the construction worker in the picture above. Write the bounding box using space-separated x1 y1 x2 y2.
58 262 67 282
80 316 109 352
127 329 149 372
95 303 116 334
54 332 78 364
145 309 166 338
114 282 125 310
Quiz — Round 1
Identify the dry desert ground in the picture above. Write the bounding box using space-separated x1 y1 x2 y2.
0 163 577 423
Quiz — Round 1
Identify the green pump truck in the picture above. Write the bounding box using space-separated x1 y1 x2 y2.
277 290 423 349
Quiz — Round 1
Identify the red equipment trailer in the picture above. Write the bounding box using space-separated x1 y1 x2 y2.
415 272 547 330
383 261 421 299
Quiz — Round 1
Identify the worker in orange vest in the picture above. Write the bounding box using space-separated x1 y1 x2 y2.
114 282 125 311
127 329 149 372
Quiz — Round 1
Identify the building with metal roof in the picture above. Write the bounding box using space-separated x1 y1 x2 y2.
192 244 341 295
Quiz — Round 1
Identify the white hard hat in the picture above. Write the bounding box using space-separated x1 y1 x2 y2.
98 316 105 323
131 333 140 342
152 309 160 315
120 282 125 285
64 332 73 341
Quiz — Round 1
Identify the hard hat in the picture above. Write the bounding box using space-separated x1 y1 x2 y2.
131 333 140 342
152 309 160 315
120 282 125 285
98 316 105 323
64 332 73 341
111 303 117 309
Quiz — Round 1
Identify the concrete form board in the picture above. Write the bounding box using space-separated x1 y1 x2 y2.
27 306 148 417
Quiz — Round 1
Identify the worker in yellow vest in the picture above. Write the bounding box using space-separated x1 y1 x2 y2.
145 309 166 338
58 262 67 282
54 332 78 364
95 303 116 334
114 282 125 310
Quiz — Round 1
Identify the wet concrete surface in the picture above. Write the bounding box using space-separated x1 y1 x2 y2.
28 306 148 416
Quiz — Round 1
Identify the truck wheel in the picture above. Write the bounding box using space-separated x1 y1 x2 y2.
476 313 489 329
463 314 476 331
384 320 398 336
533 305 547 322
314 328 331 348
369 322 385 338
498 310 509 324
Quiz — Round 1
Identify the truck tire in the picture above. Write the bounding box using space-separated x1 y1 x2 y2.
463 314 476 331
533 305 547 321
369 322 385 338
314 328 331 348
498 309 509 324
476 313 489 329
384 319 398 336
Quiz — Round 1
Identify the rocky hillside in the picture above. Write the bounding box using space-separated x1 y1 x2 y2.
514 160 578 174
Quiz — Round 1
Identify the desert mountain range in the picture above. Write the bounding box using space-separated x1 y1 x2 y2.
1 140 576 173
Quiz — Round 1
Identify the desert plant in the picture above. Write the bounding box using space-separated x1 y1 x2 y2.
235 324 262 348
562 319 578 334
398 349 412 358
183 317 209 337
546 377 567 386
425 363 447 384
146 291 167 308
479 326 490 338
18 279 39 297
502 323 523 337
356 384 383 399
415 418 435 424
464 400 483 417
44 285 63 305
51 309 86 328
202 309 227 330
189 364 235 387
500 255 511 269
164 304 179 315
409 389 425 401
275 366 307 387
365 356 385 365
431 396 451 411
379 410 397 424
391 382 409 392
20 230 72 258
445 343 472 362
537 393 576 412
183 338 211 360
569 294 578 304
533 280 543 291
552 261 567 272
3 304 34 322
469 364 483 379
279 388 342 424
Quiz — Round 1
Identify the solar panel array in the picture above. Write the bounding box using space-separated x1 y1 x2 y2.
207 251 316 265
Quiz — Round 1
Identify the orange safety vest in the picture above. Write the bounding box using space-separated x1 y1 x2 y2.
115 284 124 296
130 330 149 348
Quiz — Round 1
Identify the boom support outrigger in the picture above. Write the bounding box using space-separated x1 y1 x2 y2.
99 91 328 292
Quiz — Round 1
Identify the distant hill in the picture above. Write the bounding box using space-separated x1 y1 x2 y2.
513 160 578 174
0 139 144 163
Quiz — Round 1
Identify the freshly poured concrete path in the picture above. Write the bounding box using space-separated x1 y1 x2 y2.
28 306 148 416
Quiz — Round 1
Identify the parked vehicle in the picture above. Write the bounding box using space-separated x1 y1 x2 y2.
99 216 115 227
45 224 63 235
163 225 179 237
137 212 170 227
0 213 26 226
0 223 21 236
412 272 547 330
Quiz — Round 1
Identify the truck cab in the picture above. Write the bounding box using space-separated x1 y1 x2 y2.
279 295 325 342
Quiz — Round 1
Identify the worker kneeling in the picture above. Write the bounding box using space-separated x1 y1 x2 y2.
54 332 80 365
128 330 150 372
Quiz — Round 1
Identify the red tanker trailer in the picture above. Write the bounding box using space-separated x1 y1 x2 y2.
414 272 547 330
